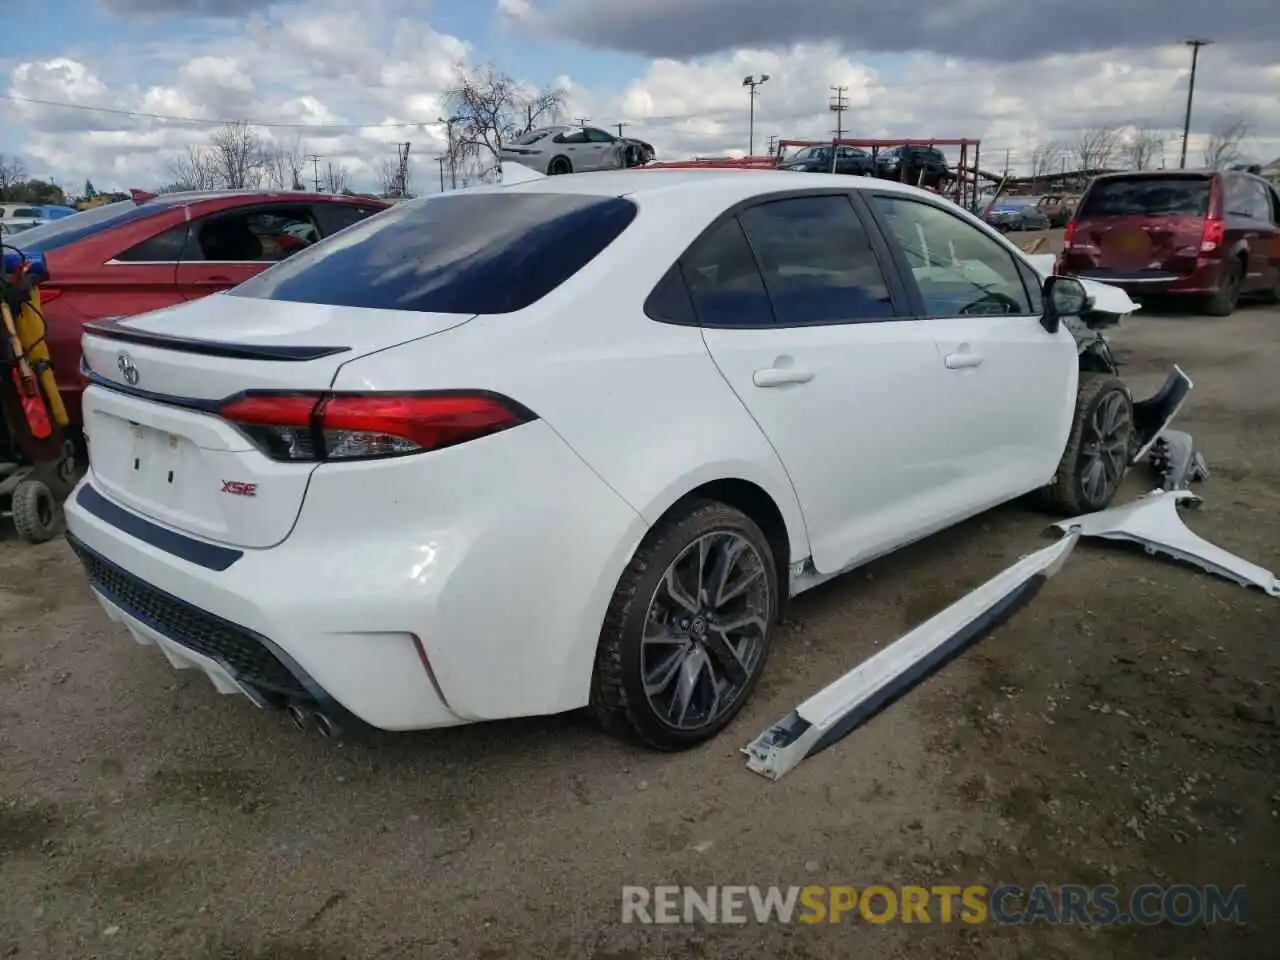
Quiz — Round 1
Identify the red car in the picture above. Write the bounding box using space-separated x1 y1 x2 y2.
9 190 390 424
1058 169 1280 316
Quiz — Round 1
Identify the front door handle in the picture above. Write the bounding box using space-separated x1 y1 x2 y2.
944 353 983 370
754 366 815 387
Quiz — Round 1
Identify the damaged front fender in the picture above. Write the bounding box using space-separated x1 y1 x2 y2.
1055 489 1280 597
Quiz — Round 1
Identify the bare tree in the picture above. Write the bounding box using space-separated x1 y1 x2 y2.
166 143 219 192
264 135 308 190
321 162 349 194
0 153 29 200
446 63 566 178
1202 117 1250 169
1072 125 1123 172
208 121 266 189
376 157 401 197
1126 127 1164 170
1028 141 1065 179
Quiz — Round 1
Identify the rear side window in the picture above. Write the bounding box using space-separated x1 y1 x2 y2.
738 196 897 323
1079 176 1210 217
11 208 41 218
230 193 638 315
116 224 189 262
679 217 774 327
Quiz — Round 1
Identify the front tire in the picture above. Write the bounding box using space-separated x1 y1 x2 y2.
590 500 778 750
547 156 573 175
1041 373 1134 515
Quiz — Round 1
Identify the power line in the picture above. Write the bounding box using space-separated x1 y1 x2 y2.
0 92 447 130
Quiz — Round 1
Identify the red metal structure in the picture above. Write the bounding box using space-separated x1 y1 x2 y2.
776 138 982 209
633 137 985 210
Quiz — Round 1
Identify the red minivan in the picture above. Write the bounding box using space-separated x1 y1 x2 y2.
1058 169 1280 316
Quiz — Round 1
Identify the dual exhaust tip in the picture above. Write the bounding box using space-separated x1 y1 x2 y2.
286 701 339 738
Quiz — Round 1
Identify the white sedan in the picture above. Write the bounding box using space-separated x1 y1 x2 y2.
66 170 1164 749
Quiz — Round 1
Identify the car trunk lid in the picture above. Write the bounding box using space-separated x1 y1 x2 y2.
80 294 475 549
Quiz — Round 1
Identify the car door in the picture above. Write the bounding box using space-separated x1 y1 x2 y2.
1242 178 1280 293
581 127 621 171
174 204 322 299
693 192 961 574
552 128 591 169
864 192 1077 508
1264 182 1280 290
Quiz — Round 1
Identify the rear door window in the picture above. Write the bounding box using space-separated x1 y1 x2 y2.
1078 176 1211 217
230 192 638 314
737 195 898 323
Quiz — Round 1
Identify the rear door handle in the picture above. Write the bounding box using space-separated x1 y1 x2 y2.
753 366 815 387
944 353 983 370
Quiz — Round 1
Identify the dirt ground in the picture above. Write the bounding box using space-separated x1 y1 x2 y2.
3 250 1278 958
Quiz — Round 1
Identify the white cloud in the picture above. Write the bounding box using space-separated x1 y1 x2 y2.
2 2 1277 195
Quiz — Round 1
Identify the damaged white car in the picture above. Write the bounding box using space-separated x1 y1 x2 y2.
65 171 1188 750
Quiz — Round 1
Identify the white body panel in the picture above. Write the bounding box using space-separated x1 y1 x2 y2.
64 170 1135 732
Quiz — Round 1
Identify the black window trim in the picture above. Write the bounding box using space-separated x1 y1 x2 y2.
107 202 323 266
859 190 1043 321
643 187 914 330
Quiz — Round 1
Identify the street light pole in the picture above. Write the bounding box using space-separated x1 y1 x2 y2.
1179 38 1212 169
742 74 769 156
436 156 446 192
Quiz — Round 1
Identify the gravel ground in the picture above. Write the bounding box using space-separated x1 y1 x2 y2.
3 259 1278 958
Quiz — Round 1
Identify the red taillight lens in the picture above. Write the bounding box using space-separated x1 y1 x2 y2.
1200 216 1225 253
1063 219 1077 245
217 391 534 462
36 287 63 304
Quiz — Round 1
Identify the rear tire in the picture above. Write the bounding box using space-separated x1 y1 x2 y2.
1205 258 1243 317
547 156 572 175
1040 373 1134 516
590 500 778 750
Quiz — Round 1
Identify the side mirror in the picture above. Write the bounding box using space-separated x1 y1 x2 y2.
1041 275 1091 333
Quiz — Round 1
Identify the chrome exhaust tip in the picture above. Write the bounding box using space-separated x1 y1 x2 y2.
313 712 339 738
286 702 311 732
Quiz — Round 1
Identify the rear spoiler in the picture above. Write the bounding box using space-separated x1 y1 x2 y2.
82 318 349 362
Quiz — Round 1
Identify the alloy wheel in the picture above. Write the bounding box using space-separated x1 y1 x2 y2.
1079 390 1132 505
641 532 771 731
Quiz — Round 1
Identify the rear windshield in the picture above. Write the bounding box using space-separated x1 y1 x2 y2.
1079 176 1211 217
230 192 639 315
5 199 171 253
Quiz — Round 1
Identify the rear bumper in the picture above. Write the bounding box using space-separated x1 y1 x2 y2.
64 420 649 731
1059 258 1225 295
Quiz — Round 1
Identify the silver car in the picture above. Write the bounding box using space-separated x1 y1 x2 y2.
500 125 655 176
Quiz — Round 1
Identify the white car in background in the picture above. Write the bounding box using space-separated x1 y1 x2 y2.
1 218 41 236
65 169 1179 749
500 124 655 175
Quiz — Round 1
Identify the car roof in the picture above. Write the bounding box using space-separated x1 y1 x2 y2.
494 168 946 206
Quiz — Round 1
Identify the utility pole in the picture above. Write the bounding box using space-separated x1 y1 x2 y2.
439 115 464 190
574 117 590 128
1179 38 1212 169
615 121 629 138
1003 148 1011 178
828 85 849 140
306 154 322 192
742 74 769 156
436 156 446 192
393 142 411 197
766 134 779 155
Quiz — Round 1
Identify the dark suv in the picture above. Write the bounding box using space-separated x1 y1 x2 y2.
1058 169 1280 316
874 146 951 188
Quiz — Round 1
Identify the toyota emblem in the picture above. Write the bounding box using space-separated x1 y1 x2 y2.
117 352 139 386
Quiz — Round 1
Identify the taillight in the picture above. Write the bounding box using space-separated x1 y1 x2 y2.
1063 219 1077 245
217 391 535 463
1200 216 1225 253
37 287 63 303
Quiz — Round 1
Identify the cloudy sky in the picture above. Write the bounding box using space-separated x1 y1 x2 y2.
1 0 1278 194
